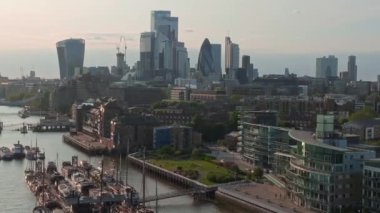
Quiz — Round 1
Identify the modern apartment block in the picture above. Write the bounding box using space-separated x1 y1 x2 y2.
282 115 376 212
242 113 377 212
363 159 380 212
241 123 295 168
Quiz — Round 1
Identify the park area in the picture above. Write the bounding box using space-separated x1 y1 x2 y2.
149 159 240 185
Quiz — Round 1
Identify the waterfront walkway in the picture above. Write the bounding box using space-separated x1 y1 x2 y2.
218 183 313 213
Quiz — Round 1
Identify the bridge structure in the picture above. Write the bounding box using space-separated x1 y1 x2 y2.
0 92 43 107
1 122 38 131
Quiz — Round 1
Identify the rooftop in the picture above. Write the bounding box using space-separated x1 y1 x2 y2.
365 159 380 168
288 129 348 152
343 118 380 129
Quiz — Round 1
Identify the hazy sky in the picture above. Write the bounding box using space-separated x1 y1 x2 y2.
0 0 379 79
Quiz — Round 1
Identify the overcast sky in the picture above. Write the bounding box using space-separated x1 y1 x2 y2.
0 0 379 79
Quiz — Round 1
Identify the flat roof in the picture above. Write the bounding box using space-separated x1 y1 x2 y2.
365 159 380 168
288 129 348 152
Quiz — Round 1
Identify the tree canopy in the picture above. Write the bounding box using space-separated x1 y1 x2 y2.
349 107 377 122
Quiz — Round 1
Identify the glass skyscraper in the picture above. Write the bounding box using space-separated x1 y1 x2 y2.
56 38 85 80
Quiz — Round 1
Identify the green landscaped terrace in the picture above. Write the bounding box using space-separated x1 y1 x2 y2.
148 159 231 185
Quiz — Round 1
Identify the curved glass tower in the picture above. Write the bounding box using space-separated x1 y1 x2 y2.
197 38 215 77
56 38 85 80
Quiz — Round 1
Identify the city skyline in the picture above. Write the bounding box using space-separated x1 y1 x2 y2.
0 0 379 79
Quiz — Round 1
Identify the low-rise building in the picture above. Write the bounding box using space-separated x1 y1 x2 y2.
343 119 380 141
153 125 201 150
190 90 226 102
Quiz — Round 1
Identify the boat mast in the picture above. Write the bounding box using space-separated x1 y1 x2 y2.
118 134 122 183
155 178 158 213
125 138 129 186
142 146 146 208
99 157 104 210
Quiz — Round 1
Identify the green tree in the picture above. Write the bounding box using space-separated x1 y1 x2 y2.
191 148 202 159
349 107 377 122
227 111 239 132
253 167 264 179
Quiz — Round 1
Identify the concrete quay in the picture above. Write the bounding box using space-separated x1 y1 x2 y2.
62 132 113 155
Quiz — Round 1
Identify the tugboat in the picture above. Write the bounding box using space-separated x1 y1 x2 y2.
0 147 13 161
12 141 26 159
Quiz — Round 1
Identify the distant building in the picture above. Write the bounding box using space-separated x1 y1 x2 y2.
363 159 380 212
316 55 338 78
225 37 239 78
56 38 85 80
340 71 349 81
343 119 380 141
211 43 222 79
242 55 255 82
347 55 357 82
139 32 155 80
170 87 190 101
197 39 222 81
174 78 197 89
190 90 227 102
153 125 200 150
377 75 380 92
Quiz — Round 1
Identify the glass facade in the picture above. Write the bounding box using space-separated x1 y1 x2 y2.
56 38 85 80
241 123 294 168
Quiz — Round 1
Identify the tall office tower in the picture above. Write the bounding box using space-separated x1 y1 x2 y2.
197 38 222 81
315 55 338 78
242 55 255 82
211 44 222 79
116 52 126 76
198 39 215 77
139 32 155 80
225 37 240 78
151 11 178 70
56 38 85 80
176 42 190 78
347 55 357 81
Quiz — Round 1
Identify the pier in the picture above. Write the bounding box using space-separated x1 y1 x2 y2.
62 132 113 155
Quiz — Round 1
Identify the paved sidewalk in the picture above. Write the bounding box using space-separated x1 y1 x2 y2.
219 183 314 213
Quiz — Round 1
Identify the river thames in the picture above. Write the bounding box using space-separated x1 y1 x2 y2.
0 106 251 213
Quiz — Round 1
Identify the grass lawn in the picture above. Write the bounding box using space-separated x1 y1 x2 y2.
366 140 380 146
149 159 230 185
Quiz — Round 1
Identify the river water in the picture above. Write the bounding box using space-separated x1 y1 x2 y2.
0 106 251 213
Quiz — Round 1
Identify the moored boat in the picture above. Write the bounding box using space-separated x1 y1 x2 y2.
0 146 13 161
12 141 26 159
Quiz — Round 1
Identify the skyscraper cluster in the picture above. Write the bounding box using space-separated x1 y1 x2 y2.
316 55 358 82
138 11 190 81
